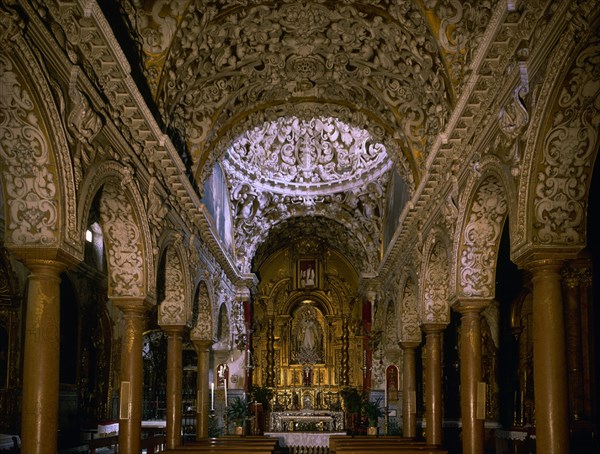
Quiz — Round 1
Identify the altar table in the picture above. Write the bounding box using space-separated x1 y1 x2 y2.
265 431 346 454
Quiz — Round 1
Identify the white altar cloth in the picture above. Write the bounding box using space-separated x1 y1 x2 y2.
264 432 346 448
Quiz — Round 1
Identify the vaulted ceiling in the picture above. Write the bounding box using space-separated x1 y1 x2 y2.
107 0 498 273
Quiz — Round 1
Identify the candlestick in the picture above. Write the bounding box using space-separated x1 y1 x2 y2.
224 378 228 405
210 382 214 411
384 374 388 408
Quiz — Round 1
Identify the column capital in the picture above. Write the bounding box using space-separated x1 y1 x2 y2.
162 325 187 336
421 323 446 334
521 257 565 272
9 246 80 270
111 296 151 314
192 339 213 351
400 341 420 350
452 298 492 315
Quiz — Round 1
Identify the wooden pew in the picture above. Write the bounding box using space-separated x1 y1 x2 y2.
89 435 119 454
142 433 167 453
165 436 280 454
329 435 414 453
329 435 447 454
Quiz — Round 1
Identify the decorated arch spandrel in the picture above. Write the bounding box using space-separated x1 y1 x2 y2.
0 47 79 262
421 231 452 325
455 171 509 299
157 234 192 327
514 27 600 262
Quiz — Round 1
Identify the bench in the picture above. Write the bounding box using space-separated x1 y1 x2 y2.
89 435 119 454
166 436 280 454
329 436 446 454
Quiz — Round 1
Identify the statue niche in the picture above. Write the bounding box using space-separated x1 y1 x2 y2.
291 306 324 365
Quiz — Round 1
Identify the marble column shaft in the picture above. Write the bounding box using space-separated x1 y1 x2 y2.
422 324 445 446
529 259 569 454
20 260 66 454
400 342 419 438
115 301 146 454
164 325 185 449
193 339 212 439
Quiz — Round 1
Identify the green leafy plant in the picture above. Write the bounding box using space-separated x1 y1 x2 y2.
340 387 362 414
362 398 383 427
226 396 250 427
249 385 274 411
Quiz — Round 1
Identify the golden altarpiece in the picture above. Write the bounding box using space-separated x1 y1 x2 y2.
251 239 366 431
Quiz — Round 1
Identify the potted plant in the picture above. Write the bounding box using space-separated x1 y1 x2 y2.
363 398 383 436
226 396 249 435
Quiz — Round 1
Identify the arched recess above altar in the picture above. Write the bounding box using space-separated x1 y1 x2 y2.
251 242 365 430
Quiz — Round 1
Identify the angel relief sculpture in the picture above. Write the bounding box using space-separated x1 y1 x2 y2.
292 306 323 364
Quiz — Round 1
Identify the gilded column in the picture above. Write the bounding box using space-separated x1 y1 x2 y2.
20 260 67 454
340 316 350 386
164 325 185 448
454 300 490 454
114 299 147 454
193 339 212 439
266 317 275 387
422 324 444 446
400 342 419 438
528 259 569 454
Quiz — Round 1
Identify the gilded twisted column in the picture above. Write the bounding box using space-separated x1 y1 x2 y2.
266 317 275 387
340 316 349 386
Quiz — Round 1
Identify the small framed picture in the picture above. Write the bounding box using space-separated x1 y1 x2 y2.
298 258 317 288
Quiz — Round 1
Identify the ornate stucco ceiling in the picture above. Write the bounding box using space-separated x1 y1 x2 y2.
110 0 498 273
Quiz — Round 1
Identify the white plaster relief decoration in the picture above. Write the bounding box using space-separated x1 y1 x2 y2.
226 117 390 190
158 1 451 166
191 283 213 341
0 54 59 245
399 277 421 343
224 116 391 273
119 0 186 96
99 183 144 297
384 301 397 349
497 50 530 174
423 240 450 324
159 247 186 325
460 177 507 298
67 69 103 145
534 38 600 246
424 0 495 96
